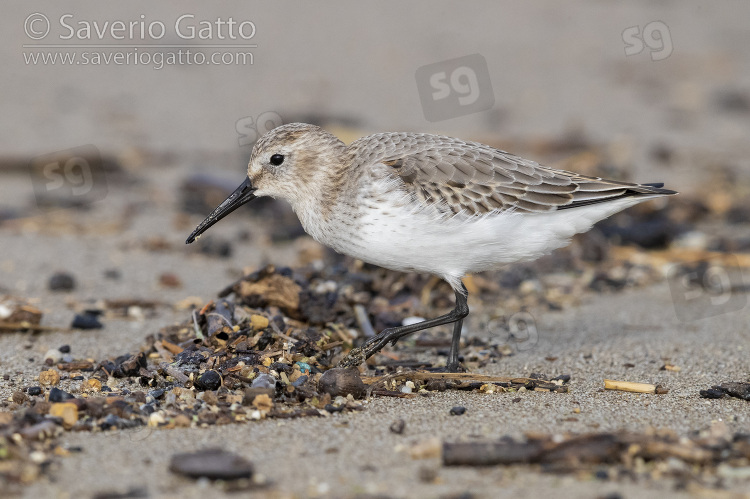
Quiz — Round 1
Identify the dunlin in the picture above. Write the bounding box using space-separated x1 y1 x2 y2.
186 123 676 371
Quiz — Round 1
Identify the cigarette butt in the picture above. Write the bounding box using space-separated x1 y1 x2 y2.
604 379 659 393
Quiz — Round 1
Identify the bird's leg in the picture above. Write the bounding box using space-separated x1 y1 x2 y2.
338 284 469 371
446 316 464 372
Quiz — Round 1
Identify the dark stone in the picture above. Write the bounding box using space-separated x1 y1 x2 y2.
49 387 75 402
92 486 148 499
449 406 466 416
71 313 103 330
100 414 142 430
298 289 339 324
196 237 232 258
48 272 76 292
269 362 292 374
174 349 208 369
194 370 222 391
291 375 308 388
169 448 254 480
149 388 165 400
706 382 750 401
255 330 275 351
324 403 345 413
389 419 406 434
140 403 157 415
58 344 71 354
597 214 687 250
714 89 750 113
27 386 43 396
650 144 673 164
103 269 122 280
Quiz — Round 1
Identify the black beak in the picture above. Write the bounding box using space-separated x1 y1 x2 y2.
185 177 257 244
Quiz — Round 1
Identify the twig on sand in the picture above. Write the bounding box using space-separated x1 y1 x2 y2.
604 379 668 394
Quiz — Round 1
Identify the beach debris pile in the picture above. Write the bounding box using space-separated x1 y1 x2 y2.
0 263 572 487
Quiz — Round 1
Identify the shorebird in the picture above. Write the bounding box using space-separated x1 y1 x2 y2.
186 123 676 371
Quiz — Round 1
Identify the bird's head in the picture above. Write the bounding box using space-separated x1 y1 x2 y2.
186 123 346 244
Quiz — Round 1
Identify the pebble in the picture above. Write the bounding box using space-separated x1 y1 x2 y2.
158 273 182 288
48 272 76 292
249 315 269 331
103 269 122 280
196 237 233 258
38 370 60 386
48 387 75 403
449 406 467 416
318 368 366 399
11 391 28 404
195 370 222 391
169 449 254 480
43 349 63 364
71 313 103 330
390 419 406 434
27 386 43 396
250 373 276 390
81 379 102 393
291 375 308 388
49 402 78 429
58 344 71 354
149 388 166 400
174 414 191 427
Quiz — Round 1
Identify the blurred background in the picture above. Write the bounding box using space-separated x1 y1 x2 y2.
0 1 748 350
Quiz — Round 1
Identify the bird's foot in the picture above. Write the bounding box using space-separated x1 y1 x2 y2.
337 328 397 368
337 346 366 369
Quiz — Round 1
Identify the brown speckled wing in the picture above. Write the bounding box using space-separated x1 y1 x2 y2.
349 132 674 216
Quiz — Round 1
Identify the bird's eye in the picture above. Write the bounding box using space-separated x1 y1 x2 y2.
270 154 284 166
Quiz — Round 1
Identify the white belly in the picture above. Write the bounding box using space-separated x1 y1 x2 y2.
298 187 656 291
